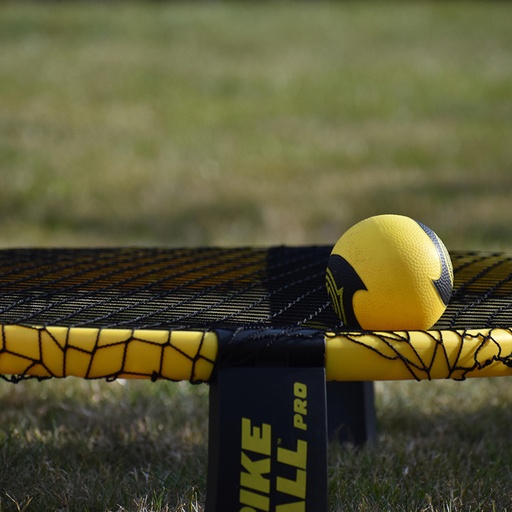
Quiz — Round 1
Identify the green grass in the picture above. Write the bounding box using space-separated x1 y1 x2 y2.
1 1 512 510
1 1 512 249
330 379 512 511
0 379 208 512
2 378 512 511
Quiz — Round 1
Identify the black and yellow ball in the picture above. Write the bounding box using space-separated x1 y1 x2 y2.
326 214 453 331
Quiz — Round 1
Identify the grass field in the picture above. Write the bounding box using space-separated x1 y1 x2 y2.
1 1 512 511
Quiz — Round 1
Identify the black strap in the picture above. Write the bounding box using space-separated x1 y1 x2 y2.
213 328 326 374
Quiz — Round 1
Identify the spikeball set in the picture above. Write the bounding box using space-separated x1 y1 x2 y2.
2 214 512 510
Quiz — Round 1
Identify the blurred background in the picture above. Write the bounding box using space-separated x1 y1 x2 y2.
1 1 511 251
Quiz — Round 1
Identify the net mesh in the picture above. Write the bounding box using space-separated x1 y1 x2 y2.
1 247 512 382
0 247 334 330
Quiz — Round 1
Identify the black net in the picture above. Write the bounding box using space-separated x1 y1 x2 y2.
1 247 512 331
0 247 336 330
1 247 512 382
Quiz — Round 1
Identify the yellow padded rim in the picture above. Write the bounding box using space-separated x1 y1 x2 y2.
2 324 512 382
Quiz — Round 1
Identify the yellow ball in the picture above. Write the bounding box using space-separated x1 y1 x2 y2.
326 214 453 331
